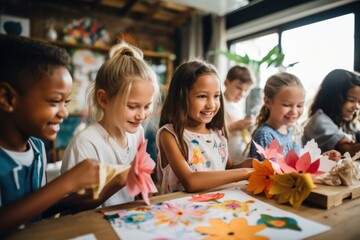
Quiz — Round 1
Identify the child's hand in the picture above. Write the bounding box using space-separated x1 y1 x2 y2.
235 117 253 130
322 150 341 161
116 167 130 186
65 159 100 191
238 167 255 180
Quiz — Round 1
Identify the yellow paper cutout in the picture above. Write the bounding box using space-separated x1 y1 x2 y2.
78 163 130 199
93 163 131 199
269 172 316 208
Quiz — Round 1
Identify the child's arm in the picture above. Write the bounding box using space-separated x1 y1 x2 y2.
159 130 253 193
232 158 255 168
228 116 253 133
335 137 360 156
45 167 130 216
225 155 254 169
0 159 99 236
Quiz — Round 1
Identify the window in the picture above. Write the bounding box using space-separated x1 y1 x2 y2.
229 13 355 122
282 13 354 121
230 33 278 88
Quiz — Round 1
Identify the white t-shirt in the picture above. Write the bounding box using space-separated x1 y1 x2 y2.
61 122 144 207
223 98 247 164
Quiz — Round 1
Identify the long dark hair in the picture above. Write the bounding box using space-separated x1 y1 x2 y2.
309 69 360 127
159 59 227 158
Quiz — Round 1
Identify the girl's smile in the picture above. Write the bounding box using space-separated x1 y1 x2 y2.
342 86 360 121
265 85 304 132
187 74 221 130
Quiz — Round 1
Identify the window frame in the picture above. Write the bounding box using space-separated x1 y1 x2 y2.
227 2 360 71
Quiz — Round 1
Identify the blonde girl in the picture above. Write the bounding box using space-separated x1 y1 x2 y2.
156 59 253 194
248 72 305 160
61 42 159 207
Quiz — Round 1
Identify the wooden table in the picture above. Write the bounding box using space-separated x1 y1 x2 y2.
7 182 360 240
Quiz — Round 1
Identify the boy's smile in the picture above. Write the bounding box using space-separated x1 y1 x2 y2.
14 67 72 142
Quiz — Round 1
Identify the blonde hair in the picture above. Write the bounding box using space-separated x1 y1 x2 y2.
87 42 159 134
252 72 304 141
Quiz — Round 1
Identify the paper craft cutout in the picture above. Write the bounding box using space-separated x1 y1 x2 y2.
195 217 268 240
249 139 335 208
92 163 131 199
188 192 224 202
104 188 330 240
126 138 158 205
269 172 316 208
253 140 284 162
77 163 130 198
257 214 301 231
300 139 336 172
246 159 276 198
316 151 360 186
278 151 324 179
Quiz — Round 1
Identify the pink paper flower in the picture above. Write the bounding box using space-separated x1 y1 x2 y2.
278 150 324 178
126 139 158 205
253 140 284 162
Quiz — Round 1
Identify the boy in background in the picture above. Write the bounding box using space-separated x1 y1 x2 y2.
223 66 254 165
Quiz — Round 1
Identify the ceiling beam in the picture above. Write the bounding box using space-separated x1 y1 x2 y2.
141 1 163 21
119 0 139 15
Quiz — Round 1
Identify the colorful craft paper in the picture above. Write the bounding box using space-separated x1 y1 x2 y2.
104 188 330 240
126 139 158 205
248 139 335 208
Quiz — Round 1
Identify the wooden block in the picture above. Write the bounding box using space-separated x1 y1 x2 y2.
306 182 360 209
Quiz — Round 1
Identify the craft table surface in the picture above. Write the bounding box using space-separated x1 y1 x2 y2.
7 182 360 240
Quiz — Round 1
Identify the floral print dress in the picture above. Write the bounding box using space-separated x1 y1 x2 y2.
156 124 228 194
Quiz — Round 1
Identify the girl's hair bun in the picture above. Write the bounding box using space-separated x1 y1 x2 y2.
109 42 143 59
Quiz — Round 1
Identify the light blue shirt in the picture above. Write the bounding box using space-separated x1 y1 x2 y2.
248 123 302 161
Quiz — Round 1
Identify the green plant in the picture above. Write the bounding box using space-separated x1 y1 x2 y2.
209 45 298 86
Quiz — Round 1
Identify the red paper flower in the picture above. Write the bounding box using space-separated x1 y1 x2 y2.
126 139 158 205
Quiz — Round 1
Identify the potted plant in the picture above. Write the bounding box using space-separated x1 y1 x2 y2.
209 45 298 117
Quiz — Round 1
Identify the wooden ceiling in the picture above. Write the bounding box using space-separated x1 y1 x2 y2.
77 0 204 26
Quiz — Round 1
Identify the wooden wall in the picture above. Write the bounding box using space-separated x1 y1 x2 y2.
1 1 178 52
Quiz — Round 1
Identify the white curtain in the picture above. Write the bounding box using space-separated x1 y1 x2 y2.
179 13 228 80
206 14 228 80
180 14 204 61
